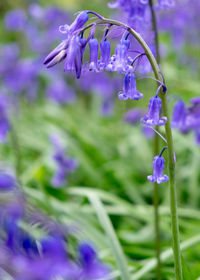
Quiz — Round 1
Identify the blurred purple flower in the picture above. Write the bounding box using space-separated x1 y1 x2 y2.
124 108 146 124
171 100 186 129
0 173 16 190
4 9 26 31
78 243 110 279
46 79 76 104
0 94 10 142
50 135 78 187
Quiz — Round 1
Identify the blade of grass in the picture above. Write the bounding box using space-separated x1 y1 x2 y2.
88 192 131 280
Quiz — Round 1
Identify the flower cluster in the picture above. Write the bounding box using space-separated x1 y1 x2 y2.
44 10 169 184
0 174 110 280
50 135 78 187
171 98 200 145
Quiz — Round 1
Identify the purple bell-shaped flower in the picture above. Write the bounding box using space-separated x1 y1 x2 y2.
99 40 111 71
118 73 143 100
108 39 131 73
141 96 167 126
147 155 169 184
89 38 99 72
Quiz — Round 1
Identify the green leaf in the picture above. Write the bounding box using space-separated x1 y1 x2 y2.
88 193 131 280
181 256 193 280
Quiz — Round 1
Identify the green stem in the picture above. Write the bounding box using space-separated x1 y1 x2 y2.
153 127 161 280
149 0 161 278
97 17 182 280
149 0 161 65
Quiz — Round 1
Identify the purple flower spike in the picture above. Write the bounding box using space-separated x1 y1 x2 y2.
118 73 143 100
147 155 169 184
99 40 111 70
171 100 186 129
141 96 167 126
89 38 99 72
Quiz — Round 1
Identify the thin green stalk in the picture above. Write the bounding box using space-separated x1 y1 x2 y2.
149 0 161 65
149 0 161 278
153 127 161 280
97 17 182 280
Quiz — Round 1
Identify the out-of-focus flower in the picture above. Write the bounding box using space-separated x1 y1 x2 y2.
147 155 169 184
4 10 26 31
171 100 186 129
78 242 110 279
0 94 10 142
99 39 111 71
50 135 78 187
124 108 146 124
141 96 167 126
46 79 76 104
0 173 17 190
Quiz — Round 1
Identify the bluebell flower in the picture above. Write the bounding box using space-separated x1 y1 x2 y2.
50 135 78 187
147 155 169 184
171 100 186 129
118 72 143 100
141 96 167 126
107 39 131 73
78 242 110 279
89 38 99 72
64 35 87 78
99 40 111 71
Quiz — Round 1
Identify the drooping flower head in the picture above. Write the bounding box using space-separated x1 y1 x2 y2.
141 95 167 126
148 155 169 184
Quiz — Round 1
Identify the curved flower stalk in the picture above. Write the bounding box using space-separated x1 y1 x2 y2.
44 11 182 280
